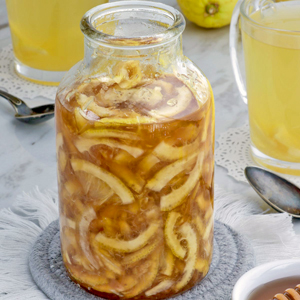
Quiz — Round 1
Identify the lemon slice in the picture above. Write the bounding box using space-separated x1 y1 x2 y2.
146 153 197 192
95 223 160 253
161 247 175 276
78 207 100 270
160 154 203 211
94 116 158 126
193 215 205 236
108 161 145 194
123 238 161 265
56 132 64 151
149 85 193 118
71 158 134 204
117 276 138 292
82 128 139 140
195 259 209 274
75 138 144 158
123 251 160 298
153 138 200 161
93 246 123 275
164 212 186 259
113 60 142 89
145 280 174 296
203 217 214 241
174 223 198 292
77 93 117 118
137 154 160 174
70 268 108 287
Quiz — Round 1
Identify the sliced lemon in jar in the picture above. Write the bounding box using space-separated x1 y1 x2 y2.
70 158 134 204
145 279 174 296
161 247 175 276
174 223 198 292
146 153 197 192
82 128 140 140
95 222 160 253
148 85 193 119
153 137 201 161
113 60 142 89
123 238 161 265
123 251 161 298
70 268 108 287
160 154 203 211
137 154 160 174
94 116 158 126
75 138 144 158
78 207 100 270
164 212 186 260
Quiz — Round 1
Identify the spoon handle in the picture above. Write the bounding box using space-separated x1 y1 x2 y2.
0 89 24 109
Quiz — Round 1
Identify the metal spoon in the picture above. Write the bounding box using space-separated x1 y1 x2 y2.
0 90 55 124
245 166 300 218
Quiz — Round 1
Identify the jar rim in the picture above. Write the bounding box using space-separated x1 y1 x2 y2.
80 1 186 49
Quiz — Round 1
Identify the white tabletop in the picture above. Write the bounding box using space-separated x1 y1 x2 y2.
0 0 299 234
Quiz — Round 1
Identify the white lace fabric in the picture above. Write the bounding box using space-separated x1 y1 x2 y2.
215 123 300 186
0 44 57 100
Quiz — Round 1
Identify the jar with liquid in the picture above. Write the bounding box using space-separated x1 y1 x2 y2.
55 1 215 298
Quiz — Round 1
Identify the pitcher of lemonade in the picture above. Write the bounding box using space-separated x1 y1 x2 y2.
55 1 214 298
230 0 300 175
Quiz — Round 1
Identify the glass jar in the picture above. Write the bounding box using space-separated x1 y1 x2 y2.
55 1 214 299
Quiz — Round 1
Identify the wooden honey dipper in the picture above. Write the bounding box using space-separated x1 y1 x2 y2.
273 284 300 300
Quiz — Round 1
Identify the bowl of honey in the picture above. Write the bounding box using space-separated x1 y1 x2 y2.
232 259 300 300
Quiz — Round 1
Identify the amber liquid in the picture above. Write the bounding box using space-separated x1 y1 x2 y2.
56 65 214 299
248 277 300 300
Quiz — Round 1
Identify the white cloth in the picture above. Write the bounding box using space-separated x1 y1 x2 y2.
0 185 299 299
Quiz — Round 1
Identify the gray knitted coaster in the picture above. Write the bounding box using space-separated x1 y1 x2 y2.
29 220 255 300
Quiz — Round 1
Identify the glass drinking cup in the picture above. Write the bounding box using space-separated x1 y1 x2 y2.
5 0 108 85
230 0 300 175
55 1 215 299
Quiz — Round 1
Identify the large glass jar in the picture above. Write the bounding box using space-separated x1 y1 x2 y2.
55 1 214 299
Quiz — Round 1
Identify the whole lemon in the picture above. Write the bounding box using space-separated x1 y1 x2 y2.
177 0 238 28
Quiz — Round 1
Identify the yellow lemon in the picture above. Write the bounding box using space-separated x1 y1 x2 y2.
177 0 238 28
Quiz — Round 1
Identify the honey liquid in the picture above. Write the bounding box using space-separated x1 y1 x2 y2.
247 277 300 300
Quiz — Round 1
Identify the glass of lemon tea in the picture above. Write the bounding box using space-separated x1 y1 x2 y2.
230 0 300 175
56 1 214 298
5 0 108 85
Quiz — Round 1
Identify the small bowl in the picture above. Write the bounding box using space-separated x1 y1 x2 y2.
232 259 300 300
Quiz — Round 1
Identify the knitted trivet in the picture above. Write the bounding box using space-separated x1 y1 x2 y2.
29 220 255 300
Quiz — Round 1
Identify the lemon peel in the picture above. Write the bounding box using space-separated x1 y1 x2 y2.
174 223 198 292
160 154 203 211
164 212 186 259
146 153 197 192
153 138 200 161
81 128 139 140
123 251 160 298
95 223 160 253
70 158 134 204
78 207 100 270
123 238 161 265
161 247 175 276
75 138 144 158
145 279 174 296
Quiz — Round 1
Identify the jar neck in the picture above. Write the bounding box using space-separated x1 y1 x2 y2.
83 35 183 74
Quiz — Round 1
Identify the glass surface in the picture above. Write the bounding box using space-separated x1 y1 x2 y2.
55 2 215 299
5 0 108 84
240 1 300 175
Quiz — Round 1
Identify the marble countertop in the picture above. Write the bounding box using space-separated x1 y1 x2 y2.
0 0 299 234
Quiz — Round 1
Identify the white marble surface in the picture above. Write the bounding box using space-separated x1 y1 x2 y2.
0 0 299 235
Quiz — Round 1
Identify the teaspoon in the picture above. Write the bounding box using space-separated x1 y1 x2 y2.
245 166 300 218
0 89 55 124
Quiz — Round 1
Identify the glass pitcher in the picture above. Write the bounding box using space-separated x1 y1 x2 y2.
230 0 300 175
55 1 214 298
